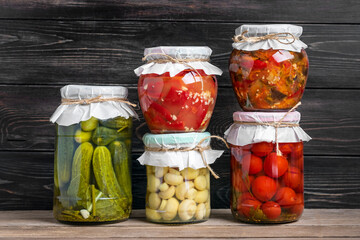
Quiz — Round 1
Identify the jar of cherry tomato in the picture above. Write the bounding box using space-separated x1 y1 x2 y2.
229 24 309 111
137 132 224 223
134 46 222 133
224 111 311 223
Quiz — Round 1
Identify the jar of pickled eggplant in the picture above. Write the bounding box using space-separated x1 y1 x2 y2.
229 24 309 111
137 132 224 224
50 85 138 223
224 111 311 223
134 46 222 133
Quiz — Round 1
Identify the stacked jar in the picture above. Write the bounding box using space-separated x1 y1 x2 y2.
50 85 138 223
226 24 311 223
134 46 224 224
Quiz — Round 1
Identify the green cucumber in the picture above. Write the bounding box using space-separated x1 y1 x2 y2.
67 142 94 208
54 124 75 188
108 141 132 199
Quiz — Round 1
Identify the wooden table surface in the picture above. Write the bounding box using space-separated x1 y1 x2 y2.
0 209 359 239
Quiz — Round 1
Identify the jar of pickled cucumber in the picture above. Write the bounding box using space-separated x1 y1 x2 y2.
229 24 309 111
134 46 223 133
224 111 311 223
50 85 138 223
137 132 224 224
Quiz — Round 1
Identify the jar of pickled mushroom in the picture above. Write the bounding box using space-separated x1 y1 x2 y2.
229 24 309 111
137 132 224 224
50 85 138 223
134 46 222 133
224 111 311 223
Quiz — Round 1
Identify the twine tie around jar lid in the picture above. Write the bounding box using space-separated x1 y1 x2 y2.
61 95 137 107
232 30 297 45
233 102 301 156
144 135 229 179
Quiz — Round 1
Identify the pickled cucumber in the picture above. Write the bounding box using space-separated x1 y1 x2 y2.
100 116 132 129
81 117 99 131
74 129 92 143
67 142 94 208
92 126 118 146
54 124 75 188
109 141 132 199
92 146 129 212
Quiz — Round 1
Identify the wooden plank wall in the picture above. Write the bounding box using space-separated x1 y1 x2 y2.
0 1 359 210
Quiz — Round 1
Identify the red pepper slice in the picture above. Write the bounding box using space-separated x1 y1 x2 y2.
149 102 173 122
144 78 164 100
253 59 267 69
145 107 185 132
163 87 189 106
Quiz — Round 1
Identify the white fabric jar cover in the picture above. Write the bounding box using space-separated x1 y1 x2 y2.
232 24 308 53
224 111 311 146
137 132 224 171
50 85 138 126
134 46 223 77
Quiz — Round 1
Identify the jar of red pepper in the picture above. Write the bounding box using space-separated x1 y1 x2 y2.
229 24 309 111
224 111 311 223
134 46 222 133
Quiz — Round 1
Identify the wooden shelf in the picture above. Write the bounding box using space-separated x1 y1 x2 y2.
0 209 359 239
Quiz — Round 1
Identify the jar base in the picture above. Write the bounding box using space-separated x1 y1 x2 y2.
146 219 208 225
56 217 129 225
231 209 301 224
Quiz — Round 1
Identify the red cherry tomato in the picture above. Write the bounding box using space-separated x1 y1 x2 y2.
293 176 304 193
237 199 262 218
232 169 254 192
261 201 281 219
290 193 304 215
279 143 292 155
283 166 301 190
251 142 273 157
239 192 257 202
242 153 263 175
264 152 289 178
251 176 277 202
274 187 297 207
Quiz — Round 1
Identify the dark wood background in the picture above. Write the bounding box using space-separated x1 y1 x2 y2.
0 1 359 210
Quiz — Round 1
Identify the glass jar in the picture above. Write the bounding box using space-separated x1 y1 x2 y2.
50 85 137 223
230 142 304 223
145 166 211 224
135 46 222 133
137 132 224 224
224 111 311 223
229 24 309 111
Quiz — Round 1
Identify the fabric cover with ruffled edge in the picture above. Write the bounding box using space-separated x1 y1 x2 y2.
50 85 138 126
134 46 223 77
232 24 308 53
137 132 224 171
224 111 311 146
